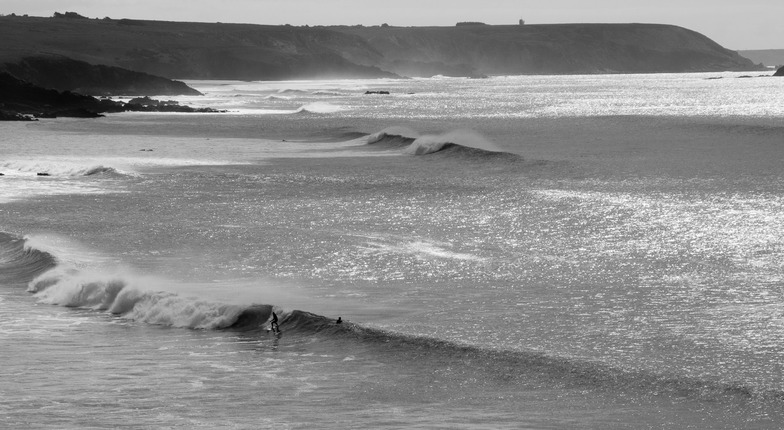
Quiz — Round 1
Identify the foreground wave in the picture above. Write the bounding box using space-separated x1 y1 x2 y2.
2 231 781 407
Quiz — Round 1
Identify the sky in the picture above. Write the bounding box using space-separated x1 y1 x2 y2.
2 0 782 49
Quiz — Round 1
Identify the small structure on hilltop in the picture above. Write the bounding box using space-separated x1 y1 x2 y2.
519 18 525 25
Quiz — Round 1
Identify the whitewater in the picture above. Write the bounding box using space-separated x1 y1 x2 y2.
2 72 784 429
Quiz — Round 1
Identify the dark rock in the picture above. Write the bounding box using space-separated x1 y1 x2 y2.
37 108 104 118
127 96 180 106
0 109 37 121
0 72 123 119
0 72 221 120
1 55 203 96
123 97 223 113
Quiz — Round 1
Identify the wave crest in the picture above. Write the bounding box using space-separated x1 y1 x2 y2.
0 160 124 177
27 269 249 330
295 102 343 114
366 128 521 160
0 232 58 285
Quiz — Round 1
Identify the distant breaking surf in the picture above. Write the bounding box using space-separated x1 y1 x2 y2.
366 128 521 160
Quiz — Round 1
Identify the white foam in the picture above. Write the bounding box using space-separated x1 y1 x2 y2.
295 102 344 114
361 238 485 262
404 129 502 155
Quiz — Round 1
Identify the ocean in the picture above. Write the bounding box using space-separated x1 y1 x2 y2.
1 72 784 429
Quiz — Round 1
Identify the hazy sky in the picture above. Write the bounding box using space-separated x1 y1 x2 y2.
3 0 781 49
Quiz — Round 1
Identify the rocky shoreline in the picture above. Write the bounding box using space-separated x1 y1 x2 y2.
0 72 221 121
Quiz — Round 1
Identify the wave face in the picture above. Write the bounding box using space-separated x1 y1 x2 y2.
0 233 58 285
245 307 784 406
367 128 522 161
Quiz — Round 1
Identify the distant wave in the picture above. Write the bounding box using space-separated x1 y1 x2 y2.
311 90 343 96
366 128 521 161
0 160 125 177
295 102 344 114
276 89 309 95
83 166 122 176
366 131 416 148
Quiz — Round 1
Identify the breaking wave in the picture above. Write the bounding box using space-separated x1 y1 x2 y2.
0 160 125 177
366 128 521 160
4 230 781 408
0 233 58 285
295 102 344 114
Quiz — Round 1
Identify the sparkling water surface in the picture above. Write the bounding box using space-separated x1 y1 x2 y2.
2 72 784 428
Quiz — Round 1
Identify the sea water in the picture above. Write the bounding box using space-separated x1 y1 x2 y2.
2 72 784 429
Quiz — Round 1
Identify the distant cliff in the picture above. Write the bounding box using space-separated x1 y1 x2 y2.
0 15 762 81
334 24 762 76
738 49 784 68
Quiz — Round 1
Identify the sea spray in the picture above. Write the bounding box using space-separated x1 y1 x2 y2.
295 102 344 114
27 268 250 329
404 129 502 155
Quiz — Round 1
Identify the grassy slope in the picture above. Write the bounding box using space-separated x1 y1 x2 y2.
0 16 393 80
0 16 762 80
336 23 762 76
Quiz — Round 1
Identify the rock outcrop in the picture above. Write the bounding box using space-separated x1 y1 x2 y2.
0 72 120 119
0 72 220 120
2 55 202 96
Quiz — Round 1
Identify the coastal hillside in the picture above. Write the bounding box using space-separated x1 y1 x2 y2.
0 14 761 81
0 15 395 81
738 49 784 68
335 23 762 76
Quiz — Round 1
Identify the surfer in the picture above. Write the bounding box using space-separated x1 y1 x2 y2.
270 312 279 333
336 317 342 324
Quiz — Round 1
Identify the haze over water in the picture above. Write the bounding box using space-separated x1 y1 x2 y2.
2 72 784 428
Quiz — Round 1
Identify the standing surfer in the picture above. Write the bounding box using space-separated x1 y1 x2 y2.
270 312 279 333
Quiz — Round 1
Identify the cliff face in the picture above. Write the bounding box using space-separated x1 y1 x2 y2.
334 24 762 76
0 16 762 81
